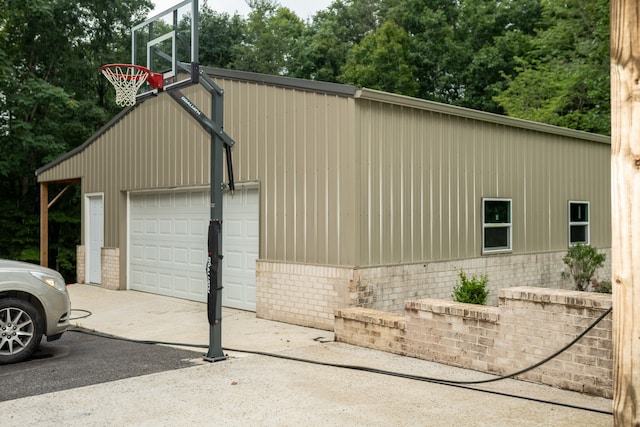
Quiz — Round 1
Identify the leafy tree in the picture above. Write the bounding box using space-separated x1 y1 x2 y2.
0 0 151 279
340 21 419 96
199 5 246 68
231 0 305 75
379 0 541 109
493 0 610 135
288 0 381 82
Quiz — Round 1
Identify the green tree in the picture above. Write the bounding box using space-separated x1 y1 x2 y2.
199 5 246 68
493 0 610 135
0 0 151 278
340 21 419 96
381 0 541 110
231 0 305 75
288 0 381 82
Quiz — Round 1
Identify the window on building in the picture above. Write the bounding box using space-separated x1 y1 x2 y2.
569 201 589 245
482 198 512 253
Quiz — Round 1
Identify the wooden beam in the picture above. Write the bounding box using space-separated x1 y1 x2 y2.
48 183 73 209
610 1 640 424
40 182 48 267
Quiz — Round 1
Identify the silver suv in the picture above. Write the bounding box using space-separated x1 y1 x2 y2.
0 259 71 364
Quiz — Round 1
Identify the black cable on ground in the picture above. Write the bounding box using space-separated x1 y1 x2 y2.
68 306 614 416
69 309 93 321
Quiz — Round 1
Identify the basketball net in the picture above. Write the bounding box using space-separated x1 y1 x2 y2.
101 64 155 107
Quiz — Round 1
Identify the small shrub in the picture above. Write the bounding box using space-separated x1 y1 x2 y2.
561 244 606 291
591 279 612 294
452 270 489 305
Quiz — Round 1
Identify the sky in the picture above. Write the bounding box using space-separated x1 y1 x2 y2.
150 0 334 20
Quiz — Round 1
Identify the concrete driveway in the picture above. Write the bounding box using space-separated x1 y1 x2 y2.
0 284 613 426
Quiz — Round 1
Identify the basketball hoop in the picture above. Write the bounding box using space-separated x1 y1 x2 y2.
100 64 164 107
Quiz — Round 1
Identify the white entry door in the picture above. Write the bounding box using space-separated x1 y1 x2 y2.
87 195 104 284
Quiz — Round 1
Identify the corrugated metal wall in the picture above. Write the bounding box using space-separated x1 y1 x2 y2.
38 79 359 266
355 91 611 266
220 79 358 266
37 76 611 270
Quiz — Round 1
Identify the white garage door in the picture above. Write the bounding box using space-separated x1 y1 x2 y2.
222 187 259 311
129 187 259 310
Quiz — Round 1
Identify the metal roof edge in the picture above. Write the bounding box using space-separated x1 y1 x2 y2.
355 88 611 145
35 106 135 177
202 66 358 97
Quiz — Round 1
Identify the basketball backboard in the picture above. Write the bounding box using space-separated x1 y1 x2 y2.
132 0 199 98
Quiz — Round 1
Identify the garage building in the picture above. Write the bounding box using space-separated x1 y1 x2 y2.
36 67 611 330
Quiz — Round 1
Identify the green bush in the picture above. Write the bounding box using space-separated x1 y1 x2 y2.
591 279 612 294
452 270 489 305
561 244 606 291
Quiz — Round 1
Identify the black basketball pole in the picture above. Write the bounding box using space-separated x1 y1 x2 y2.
204 71 227 361
168 62 236 362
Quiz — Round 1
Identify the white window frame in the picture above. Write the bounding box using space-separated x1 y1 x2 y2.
482 198 512 254
568 201 590 246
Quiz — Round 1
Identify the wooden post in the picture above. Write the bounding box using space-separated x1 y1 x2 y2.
610 1 640 424
40 182 48 267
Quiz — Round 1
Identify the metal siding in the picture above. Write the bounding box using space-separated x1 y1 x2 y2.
219 80 357 266
356 98 611 266
37 79 609 269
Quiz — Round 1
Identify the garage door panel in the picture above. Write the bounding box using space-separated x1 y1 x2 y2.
225 250 243 271
145 219 157 235
159 220 172 235
224 279 244 305
190 277 206 297
158 273 172 291
226 219 243 238
189 248 206 268
190 219 207 237
247 220 259 239
131 244 144 261
145 246 158 262
246 251 258 273
175 220 188 235
158 246 172 262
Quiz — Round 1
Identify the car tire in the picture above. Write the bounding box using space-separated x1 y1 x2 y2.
0 298 43 364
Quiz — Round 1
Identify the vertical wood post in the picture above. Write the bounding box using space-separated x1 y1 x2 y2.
610 1 640 424
40 182 49 267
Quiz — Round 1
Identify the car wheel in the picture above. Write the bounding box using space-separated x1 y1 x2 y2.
0 298 43 364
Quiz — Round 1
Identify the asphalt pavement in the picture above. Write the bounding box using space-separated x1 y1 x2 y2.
0 284 613 426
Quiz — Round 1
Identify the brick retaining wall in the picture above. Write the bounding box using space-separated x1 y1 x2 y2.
334 287 612 398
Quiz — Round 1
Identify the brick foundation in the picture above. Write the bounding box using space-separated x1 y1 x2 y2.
256 262 353 330
256 249 611 328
